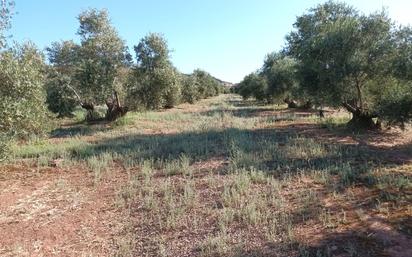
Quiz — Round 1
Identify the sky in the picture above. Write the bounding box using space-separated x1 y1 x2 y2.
9 0 412 83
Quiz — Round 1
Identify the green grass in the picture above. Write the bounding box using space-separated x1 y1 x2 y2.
5 94 411 256
11 137 90 160
317 116 351 130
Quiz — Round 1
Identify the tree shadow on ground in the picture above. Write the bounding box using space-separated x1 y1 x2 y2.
70 124 410 257
200 107 277 118
59 98 411 256
227 226 406 257
199 105 332 122
50 123 112 138
72 124 412 177
228 99 268 107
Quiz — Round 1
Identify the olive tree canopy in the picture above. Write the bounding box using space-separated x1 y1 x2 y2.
286 1 398 128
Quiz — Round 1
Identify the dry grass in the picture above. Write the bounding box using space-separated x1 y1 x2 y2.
1 94 411 257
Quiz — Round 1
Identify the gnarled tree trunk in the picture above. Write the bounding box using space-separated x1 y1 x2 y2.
105 91 128 121
300 100 313 110
66 85 96 119
67 85 127 122
342 102 380 130
284 98 298 108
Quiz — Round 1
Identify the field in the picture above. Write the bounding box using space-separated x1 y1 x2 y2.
0 94 411 257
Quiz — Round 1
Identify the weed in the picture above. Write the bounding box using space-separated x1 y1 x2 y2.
319 208 337 229
163 154 191 176
218 208 235 232
114 227 136 257
182 180 197 208
311 169 332 185
338 163 358 186
112 113 136 127
248 167 267 184
87 152 113 184
318 116 351 130
5 94 410 256
199 232 229 256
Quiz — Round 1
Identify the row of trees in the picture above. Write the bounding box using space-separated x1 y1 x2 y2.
236 1 412 129
46 9 227 119
0 5 227 160
0 1 50 160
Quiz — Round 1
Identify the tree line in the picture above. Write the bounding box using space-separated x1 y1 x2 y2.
0 5 228 160
235 1 412 129
46 9 228 118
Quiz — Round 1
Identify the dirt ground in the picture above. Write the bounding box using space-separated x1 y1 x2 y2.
0 164 128 256
0 96 411 257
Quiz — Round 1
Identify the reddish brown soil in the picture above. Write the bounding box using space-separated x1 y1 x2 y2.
0 164 127 256
0 100 411 257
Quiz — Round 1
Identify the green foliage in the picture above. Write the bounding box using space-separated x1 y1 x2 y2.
236 72 269 102
0 2 49 161
45 70 77 117
377 82 412 128
46 40 79 73
180 69 226 104
76 9 128 104
0 43 49 138
134 32 170 72
163 71 182 108
0 0 14 48
45 41 80 117
237 1 412 127
378 25 412 126
0 133 10 162
193 69 222 99
392 26 412 81
127 64 181 110
286 1 393 112
181 74 199 104
262 53 299 103
46 9 129 115
127 33 182 110
236 53 299 104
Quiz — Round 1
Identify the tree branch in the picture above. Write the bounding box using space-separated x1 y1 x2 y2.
65 84 94 111
342 102 357 113
114 90 121 107
66 84 83 105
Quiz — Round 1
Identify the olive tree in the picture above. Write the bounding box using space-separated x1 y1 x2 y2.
237 53 299 105
45 40 79 117
0 2 50 160
0 0 14 160
0 44 49 137
377 26 412 127
45 71 77 117
46 9 129 120
261 52 301 107
0 0 13 48
286 1 396 128
77 9 129 119
237 72 269 102
127 33 181 110
192 69 221 99
181 74 200 104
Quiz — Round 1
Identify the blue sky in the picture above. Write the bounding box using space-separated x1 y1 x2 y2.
9 0 412 83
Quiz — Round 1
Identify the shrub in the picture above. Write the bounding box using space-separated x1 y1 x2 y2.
45 71 77 117
127 34 183 110
0 133 11 162
181 74 199 104
0 43 50 138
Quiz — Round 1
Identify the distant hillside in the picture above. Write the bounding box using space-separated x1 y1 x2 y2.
211 76 234 88
182 73 234 88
